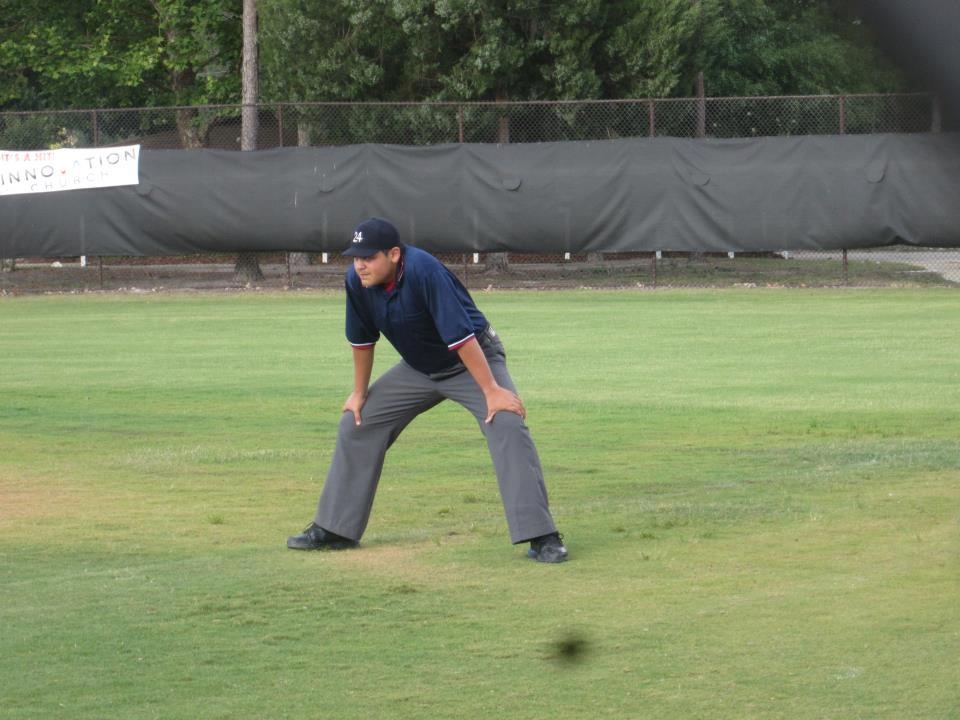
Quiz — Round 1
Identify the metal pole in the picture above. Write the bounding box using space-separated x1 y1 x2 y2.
98 256 104 290
91 110 99 146
277 104 285 147
458 108 466 286
696 73 706 137
932 95 942 133
842 249 849 285
652 252 658 288
648 100 655 137
838 95 846 134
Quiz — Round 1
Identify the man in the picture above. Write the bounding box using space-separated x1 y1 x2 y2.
287 217 568 563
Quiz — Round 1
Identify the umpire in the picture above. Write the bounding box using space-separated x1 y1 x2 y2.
287 217 568 563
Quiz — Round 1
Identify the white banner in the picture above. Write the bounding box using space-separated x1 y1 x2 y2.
0 145 140 197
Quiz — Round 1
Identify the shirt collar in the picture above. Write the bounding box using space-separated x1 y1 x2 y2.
383 250 405 293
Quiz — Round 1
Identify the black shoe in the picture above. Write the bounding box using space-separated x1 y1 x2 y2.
527 532 568 563
286 523 358 551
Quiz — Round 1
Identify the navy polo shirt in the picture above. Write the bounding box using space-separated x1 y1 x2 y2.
344 246 489 376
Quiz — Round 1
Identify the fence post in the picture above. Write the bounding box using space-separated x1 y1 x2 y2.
842 249 849 285
458 106 468 288
696 74 706 137
648 99 656 137
277 104 285 147
838 95 846 134
87 110 100 274
931 96 942 133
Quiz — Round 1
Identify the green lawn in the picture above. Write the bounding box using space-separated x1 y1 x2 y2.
1 289 958 719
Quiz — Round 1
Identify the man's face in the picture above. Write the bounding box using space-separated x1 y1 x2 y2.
353 247 401 287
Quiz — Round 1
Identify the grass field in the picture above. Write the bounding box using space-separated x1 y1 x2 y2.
1 289 958 719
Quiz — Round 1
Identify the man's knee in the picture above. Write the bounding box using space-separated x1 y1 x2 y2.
484 410 527 436
337 408 402 447
337 411 364 439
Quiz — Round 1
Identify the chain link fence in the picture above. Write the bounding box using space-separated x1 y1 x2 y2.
0 94 941 149
2 94 957 292
3 248 957 295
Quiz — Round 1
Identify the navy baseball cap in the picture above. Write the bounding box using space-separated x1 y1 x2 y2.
343 217 402 257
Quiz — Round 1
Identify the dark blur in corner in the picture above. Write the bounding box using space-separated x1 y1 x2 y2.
857 0 960 130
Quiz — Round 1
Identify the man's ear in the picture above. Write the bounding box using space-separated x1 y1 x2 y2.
387 246 402 262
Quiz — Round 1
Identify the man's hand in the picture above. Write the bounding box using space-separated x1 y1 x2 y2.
343 390 368 426
484 385 526 424
455 337 527 424
345 345 374 426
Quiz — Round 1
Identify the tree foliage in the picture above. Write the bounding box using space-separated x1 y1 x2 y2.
259 0 398 102
2 0 911 115
0 0 241 110
257 0 908 105
694 0 906 96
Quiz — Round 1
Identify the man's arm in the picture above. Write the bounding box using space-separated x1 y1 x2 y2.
456 338 526 424
344 346 375 425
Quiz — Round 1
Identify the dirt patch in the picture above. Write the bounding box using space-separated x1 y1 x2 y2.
328 534 476 587
0 477 68 523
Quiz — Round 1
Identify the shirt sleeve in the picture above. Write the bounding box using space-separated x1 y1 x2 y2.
421 268 477 351
344 275 379 348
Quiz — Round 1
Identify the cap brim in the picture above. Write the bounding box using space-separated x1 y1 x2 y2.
342 246 379 258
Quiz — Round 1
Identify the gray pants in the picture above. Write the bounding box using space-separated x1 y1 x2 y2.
314 333 557 544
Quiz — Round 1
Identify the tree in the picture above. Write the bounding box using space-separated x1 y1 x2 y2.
690 0 906 97
152 0 243 148
4 0 912 115
235 0 264 282
1 1 160 109
259 0 405 146
601 1 702 96
259 0 395 101
0 1 241 147
387 0 612 102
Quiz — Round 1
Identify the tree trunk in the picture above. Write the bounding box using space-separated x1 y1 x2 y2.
164 21 205 150
289 252 311 268
485 92 510 274
297 119 314 146
234 0 264 283
286 118 315 268
234 252 264 283
483 253 510 273
170 66 206 148
174 106 205 149
690 49 706 264
240 0 259 152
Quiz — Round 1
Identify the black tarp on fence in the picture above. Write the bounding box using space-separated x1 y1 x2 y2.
3 133 960 258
